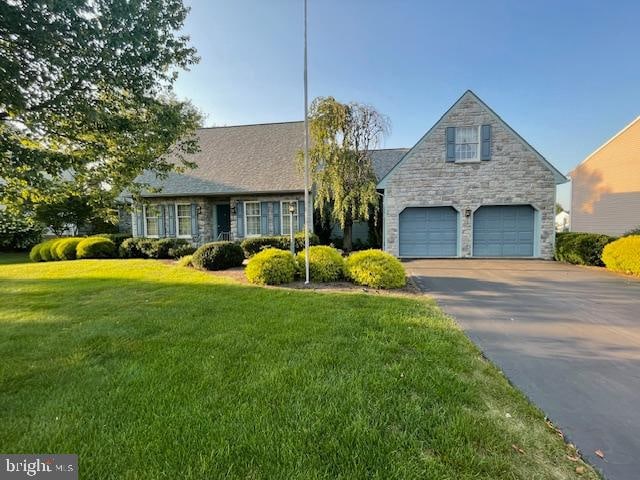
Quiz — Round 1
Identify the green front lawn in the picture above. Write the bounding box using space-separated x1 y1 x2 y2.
0 256 595 479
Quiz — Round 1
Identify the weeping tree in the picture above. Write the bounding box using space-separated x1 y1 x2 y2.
303 97 389 252
0 0 202 229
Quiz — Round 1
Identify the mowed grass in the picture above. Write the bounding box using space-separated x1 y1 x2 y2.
0 256 596 479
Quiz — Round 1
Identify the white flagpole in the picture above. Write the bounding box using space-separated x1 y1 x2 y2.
303 0 310 284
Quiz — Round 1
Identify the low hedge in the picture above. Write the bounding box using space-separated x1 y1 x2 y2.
192 241 244 271
245 248 297 285
76 237 116 259
54 237 83 260
118 237 194 259
296 245 345 282
119 237 147 258
241 232 319 257
29 242 46 262
602 235 640 276
93 233 132 250
345 249 406 289
554 232 616 266
38 240 58 262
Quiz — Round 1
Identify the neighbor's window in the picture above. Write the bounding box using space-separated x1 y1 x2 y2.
455 126 479 161
144 205 160 237
281 201 298 235
245 201 261 236
176 204 191 237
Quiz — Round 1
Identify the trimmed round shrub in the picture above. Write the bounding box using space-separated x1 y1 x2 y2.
168 243 197 259
38 240 58 262
119 237 147 258
602 235 640 276
76 237 116 259
554 232 617 266
177 255 194 267
29 242 45 262
93 233 132 250
296 245 345 282
54 237 83 260
345 249 406 289
245 248 297 285
192 241 244 271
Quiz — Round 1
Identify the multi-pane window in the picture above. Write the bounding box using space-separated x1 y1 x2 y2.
281 201 298 235
144 205 160 237
176 204 191 237
245 201 261 236
455 126 479 161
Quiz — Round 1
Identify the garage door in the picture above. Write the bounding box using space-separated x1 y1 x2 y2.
473 205 535 257
399 207 458 257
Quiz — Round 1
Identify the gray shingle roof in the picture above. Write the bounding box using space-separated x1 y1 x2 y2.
135 121 407 197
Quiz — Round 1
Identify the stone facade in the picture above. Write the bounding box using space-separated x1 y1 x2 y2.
129 194 305 245
380 92 558 259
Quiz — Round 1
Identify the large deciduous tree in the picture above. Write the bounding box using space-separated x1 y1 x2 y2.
0 0 202 225
304 96 389 252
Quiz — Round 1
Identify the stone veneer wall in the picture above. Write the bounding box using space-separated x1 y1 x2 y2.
382 95 557 258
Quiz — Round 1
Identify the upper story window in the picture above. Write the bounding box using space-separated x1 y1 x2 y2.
446 125 491 162
281 201 298 235
176 204 191 237
144 205 160 237
244 201 261 236
455 126 479 161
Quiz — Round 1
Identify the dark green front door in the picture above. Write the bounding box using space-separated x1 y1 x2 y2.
216 204 231 236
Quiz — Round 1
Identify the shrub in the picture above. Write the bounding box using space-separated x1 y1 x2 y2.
54 237 83 260
296 245 345 282
143 238 190 259
345 249 406 289
554 232 616 266
241 231 319 257
0 210 43 251
168 243 197 259
602 235 640 276
177 255 193 267
93 233 132 250
76 237 116 259
623 226 640 237
245 248 297 285
192 242 244 271
38 240 58 262
119 238 147 258
29 243 45 262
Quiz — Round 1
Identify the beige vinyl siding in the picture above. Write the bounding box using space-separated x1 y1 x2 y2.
570 117 640 236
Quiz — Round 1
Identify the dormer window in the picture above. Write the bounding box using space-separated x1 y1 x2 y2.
454 127 479 161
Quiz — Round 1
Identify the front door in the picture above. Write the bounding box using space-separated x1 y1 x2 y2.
216 204 231 238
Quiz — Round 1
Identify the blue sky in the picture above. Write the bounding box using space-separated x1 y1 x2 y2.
174 0 640 209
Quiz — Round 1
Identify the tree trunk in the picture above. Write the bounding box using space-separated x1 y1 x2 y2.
343 219 353 253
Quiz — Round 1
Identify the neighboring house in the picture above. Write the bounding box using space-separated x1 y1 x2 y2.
122 90 566 259
122 121 405 245
377 90 566 258
555 211 571 232
569 116 640 236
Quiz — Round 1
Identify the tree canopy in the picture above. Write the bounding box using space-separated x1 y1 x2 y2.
0 0 202 222
303 96 389 251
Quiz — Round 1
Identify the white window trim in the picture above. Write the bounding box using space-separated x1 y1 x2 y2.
280 200 299 235
454 125 481 163
175 203 192 238
244 201 261 237
143 204 160 238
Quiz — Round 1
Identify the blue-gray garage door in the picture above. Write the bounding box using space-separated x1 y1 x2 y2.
473 205 535 257
399 207 458 257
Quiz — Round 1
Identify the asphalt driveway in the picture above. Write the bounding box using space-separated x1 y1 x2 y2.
406 259 640 480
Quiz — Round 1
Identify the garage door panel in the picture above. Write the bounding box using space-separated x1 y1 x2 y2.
473 205 534 257
400 207 458 257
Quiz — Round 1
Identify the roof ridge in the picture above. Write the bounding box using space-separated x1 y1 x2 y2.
198 120 303 130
